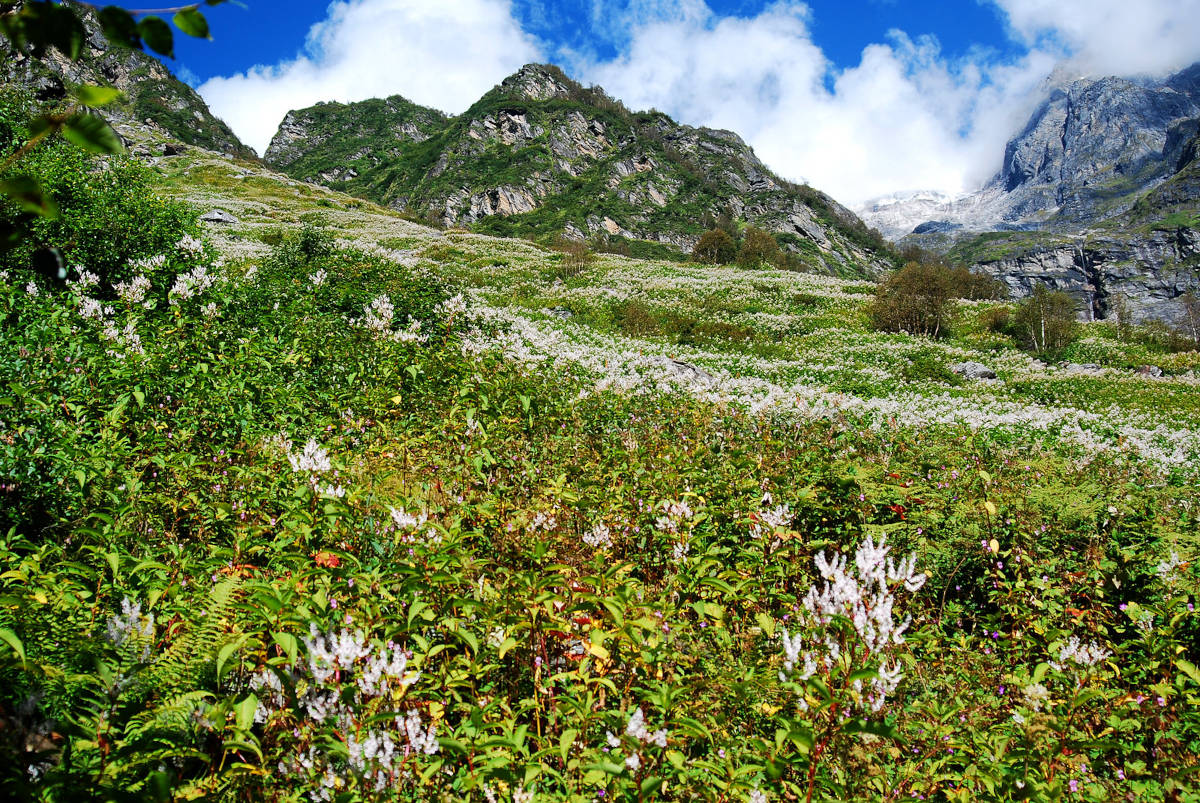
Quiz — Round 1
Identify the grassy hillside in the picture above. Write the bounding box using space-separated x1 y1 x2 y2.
1 119 1199 801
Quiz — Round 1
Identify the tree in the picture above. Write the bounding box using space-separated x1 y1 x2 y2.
1013 283 1078 355
1182 291 1200 348
735 226 783 268
870 261 958 338
691 228 736 265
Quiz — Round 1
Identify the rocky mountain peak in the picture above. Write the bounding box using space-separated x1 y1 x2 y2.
263 63 894 277
0 1 253 158
496 63 575 102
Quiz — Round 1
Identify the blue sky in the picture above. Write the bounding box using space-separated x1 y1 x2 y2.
166 1 1018 87
137 0 1200 204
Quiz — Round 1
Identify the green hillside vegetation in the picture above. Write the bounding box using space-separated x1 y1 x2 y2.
268 65 892 277
0 7 254 160
1 95 1200 801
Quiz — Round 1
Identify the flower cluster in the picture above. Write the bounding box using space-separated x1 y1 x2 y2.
605 707 668 774
583 522 613 549
655 499 696 564
114 274 152 307
287 438 345 497
356 295 428 343
389 506 442 545
168 264 217 305
1156 551 1184 585
436 292 468 323
1051 635 1111 675
780 534 925 713
254 624 434 799
105 597 155 660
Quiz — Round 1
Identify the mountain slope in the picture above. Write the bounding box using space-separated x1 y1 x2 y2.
860 64 1200 239
264 64 893 277
0 2 253 159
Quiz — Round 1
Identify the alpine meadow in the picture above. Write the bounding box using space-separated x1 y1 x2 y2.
1 1 1199 802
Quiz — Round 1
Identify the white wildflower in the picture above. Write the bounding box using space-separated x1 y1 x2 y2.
289 439 332 474
1022 682 1050 711
583 523 613 549
115 274 151 305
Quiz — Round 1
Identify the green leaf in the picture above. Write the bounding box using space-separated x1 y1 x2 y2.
173 8 210 39
0 176 59 219
62 113 125 155
217 641 239 677
98 6 140 49
788 726 815 752
0 628 25 662
640 776 663 795
72 84 123 108
407 599 431 627
1177 659 1200 686
754 612 776 638
137 16 174 58
498 636 518 659
847 668 879 684
235 694 258 731
271 632 298 663
559 728 578 762
843 719 902 743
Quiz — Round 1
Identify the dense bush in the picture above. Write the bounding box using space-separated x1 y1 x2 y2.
736 226 784 268
1013 284 1079 356
870 261 960 337
691 227 737 264
0 103 196 293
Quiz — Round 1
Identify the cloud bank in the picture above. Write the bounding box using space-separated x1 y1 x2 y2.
199 0 1200 206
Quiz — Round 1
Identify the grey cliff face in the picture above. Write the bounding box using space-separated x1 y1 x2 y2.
859 63 1200 239
974 229 1200 326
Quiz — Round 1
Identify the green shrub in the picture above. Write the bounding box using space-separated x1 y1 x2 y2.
1 130 196 293
1013 284 1079 356
870 262 959 338
904 352 963 384
691 228 736 265
736 226 783 268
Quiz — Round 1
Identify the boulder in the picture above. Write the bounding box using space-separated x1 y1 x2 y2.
660 358 715 384
199 209 239 224
1136 364 1164 378
949 361 997 380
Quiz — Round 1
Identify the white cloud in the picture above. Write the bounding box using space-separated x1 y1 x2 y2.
568 0 1200 204
197 0 541 156
571 3 1054 203
993 0 1200 77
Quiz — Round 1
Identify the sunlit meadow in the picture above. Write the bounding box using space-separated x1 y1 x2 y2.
1 118 1198 801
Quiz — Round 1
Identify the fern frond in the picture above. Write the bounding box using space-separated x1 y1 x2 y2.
145 577 240 695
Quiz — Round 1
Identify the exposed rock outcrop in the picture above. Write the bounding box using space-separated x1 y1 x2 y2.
859 63 1200 239
972 228 1200 325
